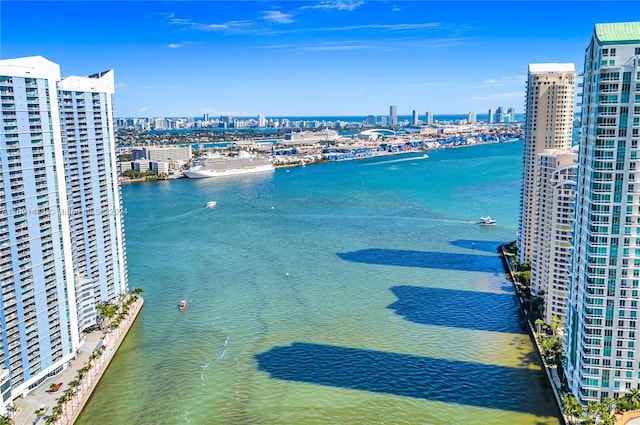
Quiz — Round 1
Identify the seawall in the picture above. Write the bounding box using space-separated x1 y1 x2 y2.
65 297 144 424
499 244 567 425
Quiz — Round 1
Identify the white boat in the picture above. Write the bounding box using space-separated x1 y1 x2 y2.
479 216 496 225
184 151 275 179
206 201 217 208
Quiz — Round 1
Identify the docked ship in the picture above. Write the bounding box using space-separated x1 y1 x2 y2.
183 151 275 179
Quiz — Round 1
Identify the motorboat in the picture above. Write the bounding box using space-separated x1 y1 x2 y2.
206 201 217 208
179 300 187 311
479 216 497 225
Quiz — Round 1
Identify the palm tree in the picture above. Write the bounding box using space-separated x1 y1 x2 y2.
561 393 583 424
534 318 544 334
0 413 12 425
96 301 117 330
551 314 564 335
598 397 615 425
628 387 640 408
68 379 80 407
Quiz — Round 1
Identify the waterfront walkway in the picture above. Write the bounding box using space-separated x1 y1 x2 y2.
499 244 567 425
13 297 144 425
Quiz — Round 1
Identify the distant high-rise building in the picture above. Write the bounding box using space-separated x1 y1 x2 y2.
0 56 129 411
425 111 433 125
494 106 506 123
389 105 398 127
507 107 516 122
203 113 209 122
488 109 493 124
412 110 418 126
467 112 477 123
366 115 376 127
257 114 266 128
565 21 640 404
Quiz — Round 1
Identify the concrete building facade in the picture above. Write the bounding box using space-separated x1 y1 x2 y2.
518 63 576 265
0 56 128 411
565 22 640 404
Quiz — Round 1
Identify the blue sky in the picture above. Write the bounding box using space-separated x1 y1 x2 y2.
1 1 639 118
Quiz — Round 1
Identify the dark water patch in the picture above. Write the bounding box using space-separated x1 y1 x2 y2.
388 285 525 334
337 248 501 273
449 239 503 253
255 342 557 417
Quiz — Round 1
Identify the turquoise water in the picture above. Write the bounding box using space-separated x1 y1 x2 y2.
77 142 561 425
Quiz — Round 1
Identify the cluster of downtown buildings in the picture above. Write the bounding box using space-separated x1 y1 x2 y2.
116 105 517 132
519 21 640 403
0 56 128 413
1 19 640 418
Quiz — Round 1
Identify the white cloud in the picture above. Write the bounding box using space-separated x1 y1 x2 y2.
328 22 440 32
471 75 527 88
115 82 128 88
262 10 295 24
168 17 252 32
391 5 401 12
467 91 524 102
139 107 148 113
168 43 183 48
300 1 364 12
264 40 375 51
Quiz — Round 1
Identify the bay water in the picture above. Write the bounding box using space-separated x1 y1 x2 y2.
76 141 562 424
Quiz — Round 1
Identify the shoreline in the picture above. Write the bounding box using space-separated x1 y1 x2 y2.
118 138 522 183
499 243 567 425
13 297 144 425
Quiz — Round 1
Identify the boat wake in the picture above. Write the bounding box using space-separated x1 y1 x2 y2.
361 155 429 167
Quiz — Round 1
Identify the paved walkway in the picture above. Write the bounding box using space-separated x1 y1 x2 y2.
13 332 104 425
12 298 143 425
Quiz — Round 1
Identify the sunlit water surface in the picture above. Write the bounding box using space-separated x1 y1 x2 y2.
77 142 561 425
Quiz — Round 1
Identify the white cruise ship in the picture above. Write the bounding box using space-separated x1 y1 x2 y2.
183 151 275 179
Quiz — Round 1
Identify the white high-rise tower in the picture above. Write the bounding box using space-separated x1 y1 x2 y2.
389 105 398 127
0 56 128 409
565 22 640 404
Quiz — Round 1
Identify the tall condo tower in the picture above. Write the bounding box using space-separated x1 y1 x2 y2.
389 105 398 127
58 71 128 332
0 56 128 410
412 110 418 126
518 64 576 265
531 150 577 325
425 111 433 125
467 111 477 123
565 22 640 404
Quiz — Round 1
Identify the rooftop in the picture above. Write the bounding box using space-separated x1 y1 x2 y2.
595 21 640 44
529 63 575 73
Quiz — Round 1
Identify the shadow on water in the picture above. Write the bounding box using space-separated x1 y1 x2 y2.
449 239 503 253
255 342 554 417
336 249 502 273
388 286 526 334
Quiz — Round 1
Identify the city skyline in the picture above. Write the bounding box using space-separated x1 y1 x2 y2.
1 1 637 117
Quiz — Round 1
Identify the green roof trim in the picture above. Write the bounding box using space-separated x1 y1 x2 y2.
595 22 640 45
